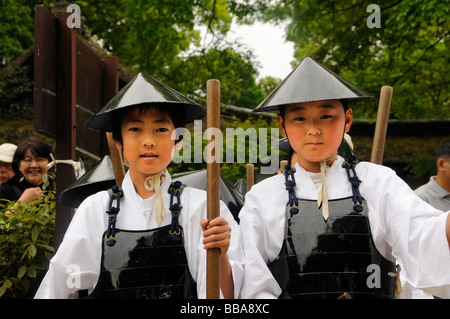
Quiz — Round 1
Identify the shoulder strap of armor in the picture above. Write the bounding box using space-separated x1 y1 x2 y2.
168 181 185 241
283 164 299 216
342 155 364 212
105 185 124 247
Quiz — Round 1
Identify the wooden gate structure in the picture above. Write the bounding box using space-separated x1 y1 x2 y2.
34 5 123 247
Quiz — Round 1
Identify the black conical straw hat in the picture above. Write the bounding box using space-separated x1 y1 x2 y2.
86 72 206 131
254 57 373 112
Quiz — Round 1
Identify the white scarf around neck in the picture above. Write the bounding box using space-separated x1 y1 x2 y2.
317 155 337 221
143 171 166 226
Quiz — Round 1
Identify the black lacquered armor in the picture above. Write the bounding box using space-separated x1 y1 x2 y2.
87 181 197 299
271 159 396 299
90 226 197 299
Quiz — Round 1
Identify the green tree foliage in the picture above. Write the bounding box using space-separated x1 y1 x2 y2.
220 116 280 183
167 47 264 107
78 0 201 76
258 76 282 97
0 1 265 111
0 0 47 67
77 0 264 105
0 65 34 120
169 115 280 184
260 0 449 119
2 1 448 118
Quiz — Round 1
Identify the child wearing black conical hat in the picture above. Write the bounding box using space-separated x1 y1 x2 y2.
239 57 450 299
35 73 243 299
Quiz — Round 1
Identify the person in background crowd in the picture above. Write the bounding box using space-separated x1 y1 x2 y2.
0 136 52 205
415 139 450 212
0 143 17 184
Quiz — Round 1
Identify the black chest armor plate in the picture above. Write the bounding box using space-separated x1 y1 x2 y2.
88 181 197 299
269 157 396 299
91 226 197 299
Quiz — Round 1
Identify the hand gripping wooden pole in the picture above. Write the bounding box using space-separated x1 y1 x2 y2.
371 86 393 165
206 79 221 299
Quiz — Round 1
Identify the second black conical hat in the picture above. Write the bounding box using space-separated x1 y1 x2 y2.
86 72 206 131
59 155 128 208
254 57 373 112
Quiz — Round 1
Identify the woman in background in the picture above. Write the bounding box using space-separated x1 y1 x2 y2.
0 136 52 204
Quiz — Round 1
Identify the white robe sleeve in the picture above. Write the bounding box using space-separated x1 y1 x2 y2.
238 178 286 299
219 200 245 299
358 162 450 298
178 187 245 299
239 159 450 299
34 191 109 299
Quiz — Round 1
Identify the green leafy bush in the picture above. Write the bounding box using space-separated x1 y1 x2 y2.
0 175 55 299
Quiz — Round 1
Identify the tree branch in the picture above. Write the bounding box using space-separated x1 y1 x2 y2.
392 30 449 86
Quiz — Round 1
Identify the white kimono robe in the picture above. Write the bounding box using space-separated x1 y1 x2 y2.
239 156 450 299
35 171 244 299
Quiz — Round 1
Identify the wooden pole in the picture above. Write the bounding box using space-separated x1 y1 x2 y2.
246 163 254 192
106 133 125 187
371 86 393 164
206 79 221 299
103 56 125 187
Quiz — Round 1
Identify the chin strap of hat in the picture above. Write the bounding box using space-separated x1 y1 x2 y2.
168 181 184 241
317 155 337 222
105 185 124 247
342 155 364 213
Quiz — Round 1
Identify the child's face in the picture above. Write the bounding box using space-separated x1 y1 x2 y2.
117 107 176 181
277 100 352 171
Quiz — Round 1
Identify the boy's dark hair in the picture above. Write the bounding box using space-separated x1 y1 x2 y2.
112 103 185 144
278 99 349 118
435 139 450 161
